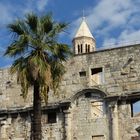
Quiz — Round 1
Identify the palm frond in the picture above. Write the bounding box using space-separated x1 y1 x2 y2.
4 35 28 57
52 22 68 36
26 13 38 33
10 57 31 99
50 61 65 94
5 12 72 102
41 13 53 34
8 20 25 36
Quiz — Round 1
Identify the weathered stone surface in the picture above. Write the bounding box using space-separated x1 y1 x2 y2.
1 44 140 139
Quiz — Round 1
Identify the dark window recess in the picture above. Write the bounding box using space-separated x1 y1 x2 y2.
85 92 91 98
88 45 90 52
91 67 102 75
81 44 83 53
86 44 88 53
79 71 86 77
78 45 80 53
48 112 57 123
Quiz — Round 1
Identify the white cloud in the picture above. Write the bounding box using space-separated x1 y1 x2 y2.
71 0 140 48
86 0 136 30
102 29 140 48
0 0 50 26
36 0 49 11
119 29 140 41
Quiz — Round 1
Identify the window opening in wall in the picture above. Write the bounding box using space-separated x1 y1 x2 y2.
79 71 86 77
86 44 88 53
91 101 104 118
81 44 83 53
88 45 90 52
85 92 91 98
47 112 57 123
131 100 140 117
85 44 90 53
91 67 104 85
78 45 80 54
92 135 105 140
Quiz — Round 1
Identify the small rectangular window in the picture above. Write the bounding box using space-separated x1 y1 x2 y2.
91 67 104 85
48 112 57 123
92 135 105 140
91 68 102 75
79 71 86 77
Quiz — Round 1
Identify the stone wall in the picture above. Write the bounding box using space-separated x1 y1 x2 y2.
70 92 109 140
1 44 140 140
61 44 140 97
0 110 65 140
1 45 140 108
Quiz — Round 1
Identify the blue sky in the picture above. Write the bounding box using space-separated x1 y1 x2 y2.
0 0 140 67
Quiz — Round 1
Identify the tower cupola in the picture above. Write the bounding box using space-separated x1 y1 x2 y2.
72 17 96 54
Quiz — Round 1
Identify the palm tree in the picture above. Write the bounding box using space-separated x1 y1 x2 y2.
4 13 71 140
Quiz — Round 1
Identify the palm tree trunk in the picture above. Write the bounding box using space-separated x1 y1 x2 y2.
32 80 42 140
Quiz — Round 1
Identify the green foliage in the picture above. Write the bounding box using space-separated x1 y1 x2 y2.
4 12 72 103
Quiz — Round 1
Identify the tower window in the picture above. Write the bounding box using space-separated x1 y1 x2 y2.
86 44 88 53
81 44 83 53
88 45 90 52
77 44 83 54
86 44 90 53
78 45 80 54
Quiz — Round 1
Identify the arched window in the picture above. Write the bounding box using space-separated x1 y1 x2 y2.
78 44 80 54
85 44 88 53
88 45 90 52
81 44 83 53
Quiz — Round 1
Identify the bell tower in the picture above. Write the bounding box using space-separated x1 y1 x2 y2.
72 17 96 54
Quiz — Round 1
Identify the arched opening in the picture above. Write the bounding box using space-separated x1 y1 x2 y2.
71 89 107 102
85 44 88 53
71 89 107 118
88 45 90 52
80 44 83 53
85 44 90 53
70 89 107 140
78 44 80 54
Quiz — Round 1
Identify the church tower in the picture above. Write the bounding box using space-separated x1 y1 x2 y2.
72 17 96 54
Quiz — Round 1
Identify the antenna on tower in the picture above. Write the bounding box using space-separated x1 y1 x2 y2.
82 9 85 20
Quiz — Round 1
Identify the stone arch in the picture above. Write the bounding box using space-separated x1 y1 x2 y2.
69 88 108 140
71 88 107 103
